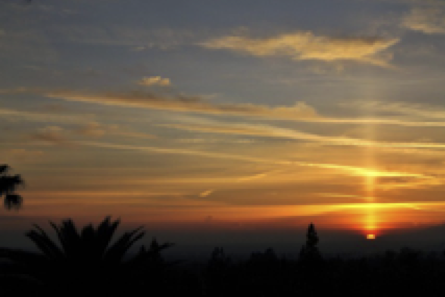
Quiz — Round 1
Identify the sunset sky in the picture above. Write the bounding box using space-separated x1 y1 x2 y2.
2 0 445 252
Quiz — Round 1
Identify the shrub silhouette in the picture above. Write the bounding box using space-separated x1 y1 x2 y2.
0 165 24 210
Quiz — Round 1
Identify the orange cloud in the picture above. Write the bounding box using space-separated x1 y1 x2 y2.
30 126 68 144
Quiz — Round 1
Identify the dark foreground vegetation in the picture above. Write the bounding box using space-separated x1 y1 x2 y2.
1 218 445 297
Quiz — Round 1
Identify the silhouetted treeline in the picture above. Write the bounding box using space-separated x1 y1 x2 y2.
2 219 445 296
3 245 445 296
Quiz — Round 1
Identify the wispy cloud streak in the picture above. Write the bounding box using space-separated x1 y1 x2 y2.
200 31 399 67
4 89 445 127
75 140 433 180
402 7 445 34
163 121 445 150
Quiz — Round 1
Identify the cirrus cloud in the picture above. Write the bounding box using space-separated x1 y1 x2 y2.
138 76 171 87
43 90 320 121
30 126 68 144
402 7 445 34
199 31 400 68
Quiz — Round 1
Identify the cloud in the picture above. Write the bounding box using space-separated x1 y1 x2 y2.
199 190 214 198
7 149 44 161
6 88 445 127
200 31 399 67
348 101 445 120
316 193 371 200
376 176 445 191
138 76 171 87
76 122 106 138
110 129 156 140
76 122 156 140
237 172 271 182
297 161 429 179
30 126 68 144
162 120 445 151
0 107 92 124
0 104 156 141
49 26 195 50
318 118 445 127
402 7 445 34
77 140 433 180
43 90 320 121
78 140 275 165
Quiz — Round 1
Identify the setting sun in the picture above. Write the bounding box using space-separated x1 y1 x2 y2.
367 234 376 240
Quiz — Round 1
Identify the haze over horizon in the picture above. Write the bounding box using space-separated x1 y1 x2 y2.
2 0 445 254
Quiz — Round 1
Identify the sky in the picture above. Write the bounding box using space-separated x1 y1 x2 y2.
2 0 445 254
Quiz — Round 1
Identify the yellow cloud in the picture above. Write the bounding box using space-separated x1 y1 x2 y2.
44 90 320 120
200 31 399 67
0 107 92 124
402 7 445 34
6 88 445 127
237 172 270 182
352 100 445 120
162 120 445 150
199 190 214 198
138 76 171 87
296 161 429 179
76 122 156 140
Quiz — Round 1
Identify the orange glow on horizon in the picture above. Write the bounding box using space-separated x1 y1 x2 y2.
19 190 445 233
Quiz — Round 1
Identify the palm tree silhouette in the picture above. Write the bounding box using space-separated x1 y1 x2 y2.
0 165 25 210
25 216 172 295
26 216 145 267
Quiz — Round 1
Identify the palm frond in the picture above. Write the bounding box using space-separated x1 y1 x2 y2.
0 164 10 175
95 216 120 259
0 175 25 196
103 226 145 264
4 194 23 210
26 224 64 261
50 220 79 259
0 165 25 210
28 217 147 266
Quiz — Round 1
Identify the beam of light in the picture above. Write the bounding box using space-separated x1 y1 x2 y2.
360 83 377 236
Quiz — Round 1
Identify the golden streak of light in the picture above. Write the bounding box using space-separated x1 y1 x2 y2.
295 161 430 179
17 199 445 231
316 193 375 200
